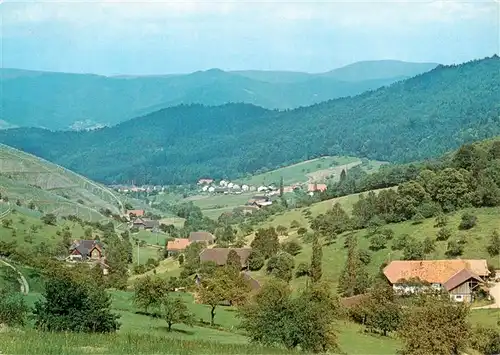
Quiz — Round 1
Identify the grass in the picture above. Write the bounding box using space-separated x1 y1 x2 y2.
235 156 361 186
0 144 123 221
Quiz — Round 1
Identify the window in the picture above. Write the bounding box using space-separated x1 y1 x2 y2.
455 295 463 301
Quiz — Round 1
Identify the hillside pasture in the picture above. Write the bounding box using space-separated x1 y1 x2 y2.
0 144 123 220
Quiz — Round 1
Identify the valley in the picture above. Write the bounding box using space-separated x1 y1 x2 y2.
0 26 499 353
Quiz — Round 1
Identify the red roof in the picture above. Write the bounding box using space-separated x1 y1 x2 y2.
308 183 327 192
127 209 145 217
383 259 489 284
167 238 191 251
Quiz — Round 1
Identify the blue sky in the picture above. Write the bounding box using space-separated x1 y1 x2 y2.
1 0 499 75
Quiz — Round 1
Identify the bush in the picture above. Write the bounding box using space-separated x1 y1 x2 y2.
445 240 464 258
33 273 121 333
281 240 302 256
391 234 409 251
434 213 448 228
41 213 57 226
290 220 301 229
369 234 387 251
436 227 452 241
0 290 29 327
248 250 265 271
458 213 477 230
295 262 310 278
470 326 500 355
266 252 294 282
411 213 425 225
358 249 371 265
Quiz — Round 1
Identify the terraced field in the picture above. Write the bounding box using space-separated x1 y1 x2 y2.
0 144 123 221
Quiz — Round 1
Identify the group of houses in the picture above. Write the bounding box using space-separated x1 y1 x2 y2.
197 178 328 197
167 230 261 291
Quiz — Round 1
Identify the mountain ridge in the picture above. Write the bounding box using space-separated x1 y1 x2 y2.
0 56 497 185
0 60 439 130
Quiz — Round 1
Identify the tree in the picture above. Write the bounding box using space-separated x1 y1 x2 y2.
363 281 401 336
434 213 448 228
198 267 250 325
266 251 294 282
0 289 29 327
250 227 279 259
1 218 12 229
279 176 284 197
295 262 310 278
133 276 168 313
297 227 308 237
422 237 436 254
402 239 425 260
41 213 57 225
290 220 301 229
358 249 371 265
470 326 500 355
310 233 322 283
239 280 340 353
105 234 130 290
487 230 500 256
338 236 370 297
276 225 288 236
159 294 194 332
226 249 242 271
458 212 477 230
28 201 36 210
369 233 387 251
398 291 470 355
84 227 93 239
445 240 464 258
216 224 236 244
281 240 302 256
436 227 452 241
33 270 120 333
247 250 265 271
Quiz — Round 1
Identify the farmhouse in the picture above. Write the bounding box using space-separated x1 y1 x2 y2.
307 183 328 193
126 209 145 217
189 231 216 245
383 259 490 302
199 248 252 269
132 217 159 231
233 205 260 215
68 240 103 261
198 178 214 185
166 238 191 257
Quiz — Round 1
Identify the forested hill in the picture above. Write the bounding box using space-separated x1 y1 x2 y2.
0 56 498 185
0 60 435 130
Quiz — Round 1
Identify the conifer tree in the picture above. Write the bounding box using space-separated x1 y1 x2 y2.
310 233 323 283
338 235 369 297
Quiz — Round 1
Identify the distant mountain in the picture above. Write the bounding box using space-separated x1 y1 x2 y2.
322 60 439 82
0 60 438 130
233 60 438 83
0 56 497 185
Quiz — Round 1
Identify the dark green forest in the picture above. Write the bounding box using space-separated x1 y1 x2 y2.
0 56 498 184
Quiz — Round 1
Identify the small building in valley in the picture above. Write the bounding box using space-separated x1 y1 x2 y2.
166 238 191 257
383 259 490 302
189 231 216 245
132 217 160 231
127 209 145 218
199 247 252 269
68 240 103 261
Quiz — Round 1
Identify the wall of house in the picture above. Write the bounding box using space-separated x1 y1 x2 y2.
449 281 474 303
90 248 101 259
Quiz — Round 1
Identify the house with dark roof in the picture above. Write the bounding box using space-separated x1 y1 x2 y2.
383 259 489 302
68 240 103 261
199 248 252 269
132 217 159 231
189 231 215 245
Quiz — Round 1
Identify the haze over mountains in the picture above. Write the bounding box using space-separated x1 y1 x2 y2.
0 56 498 185
0 60 438 130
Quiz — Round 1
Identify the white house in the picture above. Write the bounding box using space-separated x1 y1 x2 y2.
227 182 234 189
242 184 249 192
220 180 228 187
208 186 216 193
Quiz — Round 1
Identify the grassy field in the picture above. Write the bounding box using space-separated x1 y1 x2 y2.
0 144 123 221
0 208 88 248
234 156 372 186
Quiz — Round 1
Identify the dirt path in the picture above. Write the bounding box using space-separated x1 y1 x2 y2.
472 281 500 309
0 259 29 295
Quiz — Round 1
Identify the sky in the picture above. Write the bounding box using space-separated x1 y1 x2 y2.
1 0 499 75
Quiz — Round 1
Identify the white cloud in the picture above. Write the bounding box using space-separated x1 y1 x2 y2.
1 0 497 38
